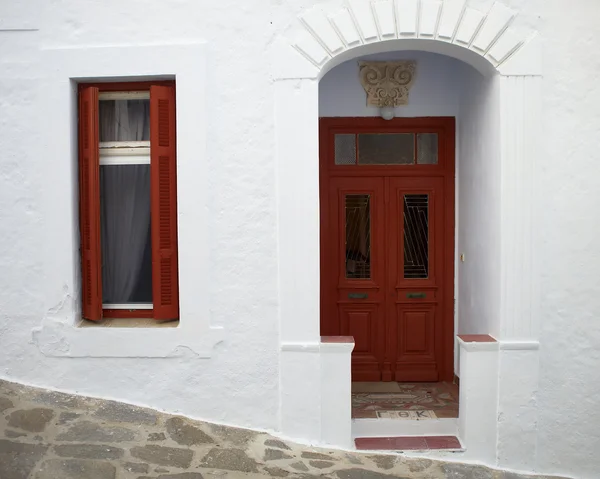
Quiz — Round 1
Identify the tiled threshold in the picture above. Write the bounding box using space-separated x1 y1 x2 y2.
355 435 463 451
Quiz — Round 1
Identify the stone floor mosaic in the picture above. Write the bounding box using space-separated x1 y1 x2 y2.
352 382 460 419
0 379 570 479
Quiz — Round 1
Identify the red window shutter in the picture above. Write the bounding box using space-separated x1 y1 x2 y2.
78 86 102 320
150 85 179 320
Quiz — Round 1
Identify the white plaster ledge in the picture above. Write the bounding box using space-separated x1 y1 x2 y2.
457 338 499 353
499 340 540 351
32 320 224 358
280 342 321 352
320 342 355 354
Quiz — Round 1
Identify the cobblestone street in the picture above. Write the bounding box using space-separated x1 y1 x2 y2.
0 379 569 479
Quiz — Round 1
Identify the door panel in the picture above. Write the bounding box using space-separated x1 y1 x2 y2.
392 305 438 381
326 177 385 380
340 304 382 381
388 178 444 381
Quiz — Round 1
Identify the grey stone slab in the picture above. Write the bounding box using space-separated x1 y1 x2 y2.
301 451 336 460
124 462 150 474
0 396 14 412
369 455 395 470
166 417 214 446
310 460 335 469
442 463 495 479
5 429 27 438
34 458 116 479
7 408 54 432
200 447 259 473
264 448 293 460
33 390 95 410
130 444 194 468
56 420 137 442
54 443 125 460
406 458 434 473
264 439 292 450
58 412 81 424
93 400 158 425
290 461 310 472
148 432 167 441
336 469 409 479
156 474 205 479
0 440 49 479
209 423 262 446
265 466 291 477
0 379 27 397
345 454 363 465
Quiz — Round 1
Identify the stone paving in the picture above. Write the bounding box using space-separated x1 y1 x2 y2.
0 379 570 479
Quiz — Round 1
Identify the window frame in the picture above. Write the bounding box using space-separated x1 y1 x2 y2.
78 80 179 321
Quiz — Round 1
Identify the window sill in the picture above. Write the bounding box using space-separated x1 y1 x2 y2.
32 316 223 358
78 318 179 328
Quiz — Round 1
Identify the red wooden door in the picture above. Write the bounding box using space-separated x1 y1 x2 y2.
326 177 386 381
387 177 445 381
320 117 455 382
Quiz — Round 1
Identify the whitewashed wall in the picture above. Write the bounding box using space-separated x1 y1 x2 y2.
457 69 502 338
0 0 599 477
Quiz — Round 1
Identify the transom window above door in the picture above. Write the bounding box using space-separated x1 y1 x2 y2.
334 132 438 165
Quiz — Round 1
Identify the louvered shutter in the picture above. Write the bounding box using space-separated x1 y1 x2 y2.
78 86 102 320
150 85 179 320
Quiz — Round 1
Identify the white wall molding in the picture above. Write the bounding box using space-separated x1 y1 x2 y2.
32 42 224 358
280 342 321 352
499 340 540 351
276 0 540 80
498 75 542 341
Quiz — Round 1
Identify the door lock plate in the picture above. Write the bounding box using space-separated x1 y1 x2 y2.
406 292 426 299
348 292 368 299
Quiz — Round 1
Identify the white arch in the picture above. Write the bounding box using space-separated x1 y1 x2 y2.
275 0 542 457
274 0 541 80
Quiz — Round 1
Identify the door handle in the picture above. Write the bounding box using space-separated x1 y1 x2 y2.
406 292 426 299
348 292 368 299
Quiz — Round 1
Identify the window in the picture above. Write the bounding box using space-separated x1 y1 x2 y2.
78 82 179 321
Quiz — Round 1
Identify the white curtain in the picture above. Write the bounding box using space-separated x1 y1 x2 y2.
100 100 152 304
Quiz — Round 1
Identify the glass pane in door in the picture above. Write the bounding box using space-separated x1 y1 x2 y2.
345 194 371 279
403 194 429 279
417 133 438 164
358 133 414 164
335 134 357 165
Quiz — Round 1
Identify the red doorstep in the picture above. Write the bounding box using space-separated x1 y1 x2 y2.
457 334 496 343
355 435 462 451
321 336 355 343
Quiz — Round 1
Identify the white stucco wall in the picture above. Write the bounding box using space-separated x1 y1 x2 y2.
535 1 600 477
457 68 502 338
1 0 600 477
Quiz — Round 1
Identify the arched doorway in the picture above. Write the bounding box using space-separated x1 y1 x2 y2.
275 0 542 458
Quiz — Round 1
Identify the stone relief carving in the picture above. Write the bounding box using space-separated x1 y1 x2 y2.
358 61 417 107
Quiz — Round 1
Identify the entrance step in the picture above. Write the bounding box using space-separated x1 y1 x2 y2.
355 435 463 451
352 417 459 438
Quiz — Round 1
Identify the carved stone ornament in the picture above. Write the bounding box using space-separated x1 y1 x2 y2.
358 61 417 107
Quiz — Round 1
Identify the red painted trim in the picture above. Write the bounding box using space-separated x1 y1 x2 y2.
321 336 355 343
78 81 175 93
458 334 497 343
355 435 462 451
103 309 154 319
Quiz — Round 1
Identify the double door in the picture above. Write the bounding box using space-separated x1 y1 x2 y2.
322 176 447 381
